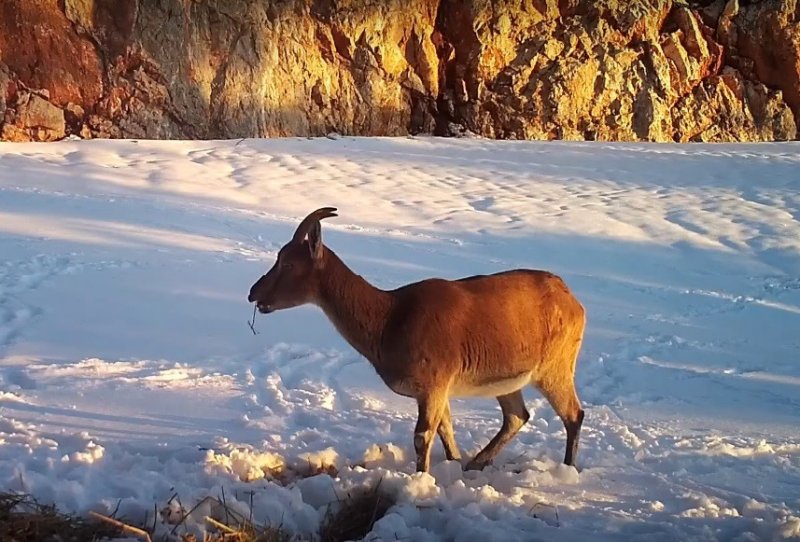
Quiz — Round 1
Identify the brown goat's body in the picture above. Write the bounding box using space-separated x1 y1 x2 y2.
377 271 585 402
249 208 587 473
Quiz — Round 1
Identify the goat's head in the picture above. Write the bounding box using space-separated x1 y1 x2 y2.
248 207 338 314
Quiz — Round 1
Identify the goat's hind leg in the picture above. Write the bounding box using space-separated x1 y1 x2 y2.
541 380 584 467
465 390 529 470
564 407 584 467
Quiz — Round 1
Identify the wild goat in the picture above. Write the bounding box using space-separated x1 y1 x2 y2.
248 208 587 472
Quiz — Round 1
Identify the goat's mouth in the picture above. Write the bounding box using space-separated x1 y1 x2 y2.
256 302 274 314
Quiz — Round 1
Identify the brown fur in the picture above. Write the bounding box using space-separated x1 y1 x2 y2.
249 208 587 472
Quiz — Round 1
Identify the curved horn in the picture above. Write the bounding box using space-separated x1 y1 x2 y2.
292 207 338 242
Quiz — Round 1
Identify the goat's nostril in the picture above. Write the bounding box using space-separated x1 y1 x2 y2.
248 292 256 303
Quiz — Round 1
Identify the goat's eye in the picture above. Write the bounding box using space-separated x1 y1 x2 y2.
281 262 294 270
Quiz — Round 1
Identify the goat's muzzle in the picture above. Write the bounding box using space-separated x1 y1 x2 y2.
248 274 267 303
256 302 274 314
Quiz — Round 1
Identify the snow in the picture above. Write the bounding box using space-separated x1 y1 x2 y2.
1 137 799 541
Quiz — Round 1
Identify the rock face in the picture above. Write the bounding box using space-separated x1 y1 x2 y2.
0 0 797 142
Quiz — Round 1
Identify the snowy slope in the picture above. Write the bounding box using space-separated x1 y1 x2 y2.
0 137 799 541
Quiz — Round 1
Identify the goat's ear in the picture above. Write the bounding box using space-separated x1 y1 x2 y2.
308 221 323 261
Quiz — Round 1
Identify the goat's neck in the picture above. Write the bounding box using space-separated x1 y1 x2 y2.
316 248 392 364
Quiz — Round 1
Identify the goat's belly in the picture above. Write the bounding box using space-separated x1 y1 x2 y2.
384 378 419 398
450 372 532 398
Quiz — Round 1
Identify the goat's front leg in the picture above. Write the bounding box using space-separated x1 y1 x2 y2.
437 401 461 461
414 393 447 472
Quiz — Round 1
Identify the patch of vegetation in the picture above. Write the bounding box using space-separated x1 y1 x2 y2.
159 493 293 542
2 475 395 542
0 491 122 542
319 480 395 542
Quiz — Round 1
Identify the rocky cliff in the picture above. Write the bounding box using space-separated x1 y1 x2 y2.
1 0 797 142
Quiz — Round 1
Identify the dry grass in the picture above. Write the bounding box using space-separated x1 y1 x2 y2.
161 494 292 542
0 491 291 542
182 518 290 542
0 491 122 542
2 476 395 542
319 479 395 542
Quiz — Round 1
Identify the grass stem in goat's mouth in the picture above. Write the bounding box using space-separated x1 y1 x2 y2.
248 304 259 335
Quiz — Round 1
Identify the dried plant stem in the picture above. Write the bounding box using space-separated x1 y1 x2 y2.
248 304 259 335
205 515 237 534
89 511 153 542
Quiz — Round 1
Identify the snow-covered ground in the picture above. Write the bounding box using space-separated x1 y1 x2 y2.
1 137 799 541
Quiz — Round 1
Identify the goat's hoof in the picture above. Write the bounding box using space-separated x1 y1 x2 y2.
464 458 489 471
